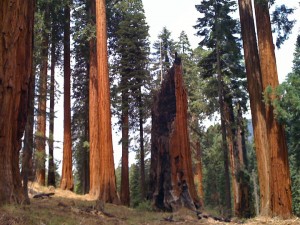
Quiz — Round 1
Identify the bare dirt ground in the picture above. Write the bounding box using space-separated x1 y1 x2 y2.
1 183 300 225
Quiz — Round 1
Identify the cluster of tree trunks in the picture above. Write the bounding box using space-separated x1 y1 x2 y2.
0 0 35 204
238 0 292 218
150 57 200 211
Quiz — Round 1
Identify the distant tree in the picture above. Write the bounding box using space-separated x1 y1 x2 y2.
48 0 64 187
72 0 91 194
195 0 249 216
111 0 150 205
0 0 34 204
60 0 74 191
152 27 176 84
35 0 50 186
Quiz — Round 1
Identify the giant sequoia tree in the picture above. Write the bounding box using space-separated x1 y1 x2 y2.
150 57 199 211
238 0 292 218
254 0 292 217
0 0 34 204
89 0 119 203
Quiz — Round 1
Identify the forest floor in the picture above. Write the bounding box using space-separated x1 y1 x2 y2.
1 183 300 225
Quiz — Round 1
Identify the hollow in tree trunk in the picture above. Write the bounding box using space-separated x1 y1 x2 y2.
150 57 199 211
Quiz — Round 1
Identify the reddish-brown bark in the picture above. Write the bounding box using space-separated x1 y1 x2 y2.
35 11 49 186
88 0 100 197
92 0 119 203
60 1 74 191
0 0 34 204
254 2 292 218
238 0 271 216
48 26 56 187
194 141 204 207
224 98 251 218
150 58 199 211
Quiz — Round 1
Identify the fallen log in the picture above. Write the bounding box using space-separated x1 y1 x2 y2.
33 192 55 198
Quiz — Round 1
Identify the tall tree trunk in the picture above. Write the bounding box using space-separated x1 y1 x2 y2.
224 97 251 218
120 86 130 206
36 7 49 186
89 0 100 197
150 58 199 211
254 1 292 218
235 103 251 217
138 87 146 200
238 0 271 216
0 0 34 204
60 0 74 191
94 0 119 203
216 43 232 216
22 64 36 200
48 29 56 187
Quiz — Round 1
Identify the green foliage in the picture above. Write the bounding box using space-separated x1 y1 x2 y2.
194 0 248 116
201 125 227 213
271 4 295 48
130 163 142 207
136 200 153 211
151 27 177 86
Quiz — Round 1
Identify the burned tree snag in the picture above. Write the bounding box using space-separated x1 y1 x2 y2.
150 56 199 211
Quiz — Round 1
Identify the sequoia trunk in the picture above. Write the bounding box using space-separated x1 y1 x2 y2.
89 0 100 197
94 0 119 203
254 1 292 218
48 28 56 187
35 7 49 186
60 1 74 191
150 57 199 211
0 0 34 204
238 0 271 216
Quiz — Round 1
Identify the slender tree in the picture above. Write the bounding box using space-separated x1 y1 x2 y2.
0 0 34 204
61 0 74 191
35 0 50 186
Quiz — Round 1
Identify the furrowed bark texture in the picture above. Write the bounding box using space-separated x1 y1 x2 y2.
93 0 119 203
238 0 270 216
60 1 74 191
0 0 34 204
150 59 199 211
254 2 292 218
89 0 100 197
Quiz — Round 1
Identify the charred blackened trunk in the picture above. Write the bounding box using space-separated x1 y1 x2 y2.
150 57 199 211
